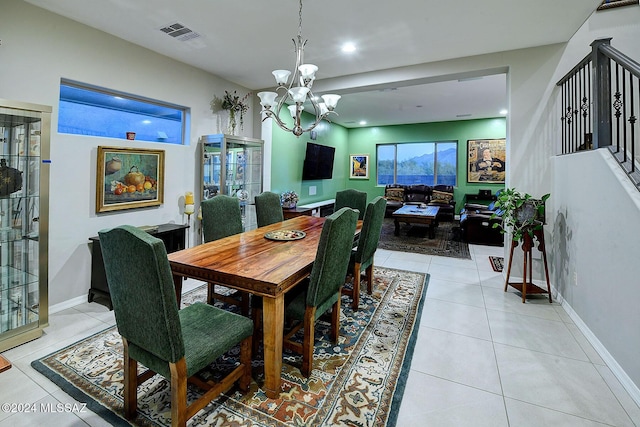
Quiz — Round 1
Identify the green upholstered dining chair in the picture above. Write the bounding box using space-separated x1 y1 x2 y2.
334 189 368 220
255 191 284 227
98 225 253 427
252 207 358 376
201 195 250 315
343 196 387 311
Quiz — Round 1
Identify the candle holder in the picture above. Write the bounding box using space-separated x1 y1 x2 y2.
184 191 195 247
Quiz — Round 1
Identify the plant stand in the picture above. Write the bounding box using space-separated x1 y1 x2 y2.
504 225 552 303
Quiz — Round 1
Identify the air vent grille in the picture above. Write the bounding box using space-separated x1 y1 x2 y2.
159 22 200 42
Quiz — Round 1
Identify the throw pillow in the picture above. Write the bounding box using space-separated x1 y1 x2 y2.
431 190 453 203
385 188 404 201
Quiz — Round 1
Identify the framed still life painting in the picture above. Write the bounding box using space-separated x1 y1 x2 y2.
349 154 369 179
96 146 165 213
467 139 506 183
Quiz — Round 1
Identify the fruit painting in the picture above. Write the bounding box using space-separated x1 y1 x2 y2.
96 146 165 213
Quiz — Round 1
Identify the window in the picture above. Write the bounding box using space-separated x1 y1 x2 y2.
58 80 188 144
376 141 457 186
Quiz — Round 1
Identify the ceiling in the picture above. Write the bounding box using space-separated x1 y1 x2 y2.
24 0 602 128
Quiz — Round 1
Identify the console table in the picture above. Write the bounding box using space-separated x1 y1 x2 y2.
88 223 189 309
297 198 335 217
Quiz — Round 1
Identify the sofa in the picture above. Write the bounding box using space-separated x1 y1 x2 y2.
459 197 504 246
384 184 456 221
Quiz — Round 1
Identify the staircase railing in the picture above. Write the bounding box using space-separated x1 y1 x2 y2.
557 38 640 188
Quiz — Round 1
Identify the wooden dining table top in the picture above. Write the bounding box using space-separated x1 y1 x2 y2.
168 215 361 298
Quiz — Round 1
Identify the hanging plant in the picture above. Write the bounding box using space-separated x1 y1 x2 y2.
491 188 550 242
211 90 251 133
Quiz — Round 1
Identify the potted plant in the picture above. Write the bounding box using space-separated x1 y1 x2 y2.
491 188 550 242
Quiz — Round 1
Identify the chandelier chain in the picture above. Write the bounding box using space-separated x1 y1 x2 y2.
298 0 303 39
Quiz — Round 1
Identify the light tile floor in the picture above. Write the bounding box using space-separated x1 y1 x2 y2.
1 244 639 426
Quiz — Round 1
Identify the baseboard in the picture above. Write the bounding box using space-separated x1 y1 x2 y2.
560 296 640 407
50 295 87 314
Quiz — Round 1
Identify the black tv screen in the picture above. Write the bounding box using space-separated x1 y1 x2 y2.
302 142 335 180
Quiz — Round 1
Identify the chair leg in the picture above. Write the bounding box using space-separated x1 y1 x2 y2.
169 359 188 427
366 263 374 295
330 297 341 343
122 339 138 420
239 336 252 391
301 306 316 377
351 262 362 311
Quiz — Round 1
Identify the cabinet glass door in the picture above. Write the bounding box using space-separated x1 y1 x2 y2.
0 100 50 351
200 134 263 232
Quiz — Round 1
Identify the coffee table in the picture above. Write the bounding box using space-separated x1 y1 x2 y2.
392 205 440 238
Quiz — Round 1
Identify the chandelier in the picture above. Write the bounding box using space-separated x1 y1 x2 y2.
257 0 341 137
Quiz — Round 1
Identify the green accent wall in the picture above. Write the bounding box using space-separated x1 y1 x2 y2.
269 110 349 205
269 114 506 212
347 118 506 212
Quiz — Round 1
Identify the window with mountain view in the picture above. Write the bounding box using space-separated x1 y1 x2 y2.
377 141 457 186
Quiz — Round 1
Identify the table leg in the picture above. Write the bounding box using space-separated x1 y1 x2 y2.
262 294 285 399
428 222 436 239
172 274 183 307
394 218 400 236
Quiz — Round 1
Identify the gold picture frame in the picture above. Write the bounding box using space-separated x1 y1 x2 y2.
467 139 506 183
96 146 165 213
349 154 369 179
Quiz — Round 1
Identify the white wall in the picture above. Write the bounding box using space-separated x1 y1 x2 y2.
555 149 640 391
0 0 254 306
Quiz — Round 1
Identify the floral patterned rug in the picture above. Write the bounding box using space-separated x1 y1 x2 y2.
32 267 428 427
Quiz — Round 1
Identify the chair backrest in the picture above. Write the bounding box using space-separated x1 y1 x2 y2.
354 196 387 264
98 225 184 364
335 189 367 220
201 195 243 242
255 191 284 227
306 207 359 308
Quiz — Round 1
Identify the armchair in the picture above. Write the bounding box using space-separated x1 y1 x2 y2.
98 225 253 427
428 184 456 221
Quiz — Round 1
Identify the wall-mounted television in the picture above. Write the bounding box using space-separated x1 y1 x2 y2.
302 142 335 180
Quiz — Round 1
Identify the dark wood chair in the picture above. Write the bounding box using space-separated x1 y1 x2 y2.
335 188 367 220
201 195 250 315
255 191 284 227
343 196 387 310
98 225 253 427
252 207 358 376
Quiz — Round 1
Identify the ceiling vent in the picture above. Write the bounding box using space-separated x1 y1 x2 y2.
159 22 200 42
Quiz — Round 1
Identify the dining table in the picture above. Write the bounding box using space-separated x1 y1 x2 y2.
167 215 361 398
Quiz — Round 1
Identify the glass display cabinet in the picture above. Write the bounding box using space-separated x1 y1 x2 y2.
0 99 50 355
199 134 264 232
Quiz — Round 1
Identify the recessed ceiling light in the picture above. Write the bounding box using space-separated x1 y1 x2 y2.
359 120 367 125
456 114 472 118
341 42 356 53
500 109 508 115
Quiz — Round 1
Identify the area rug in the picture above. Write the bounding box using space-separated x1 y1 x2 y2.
32 267 429 427
378 218 471 259
489 256 504 272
